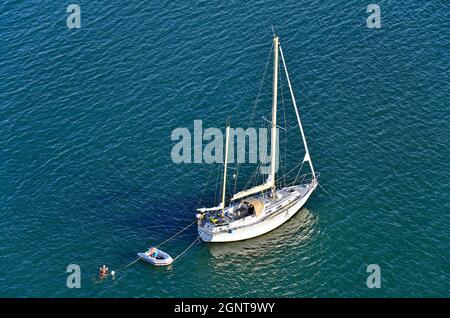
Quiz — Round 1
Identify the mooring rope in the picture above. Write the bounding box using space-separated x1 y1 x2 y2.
117 257 140 272
173 236 201 262
155 219 198 248
108 219 199 276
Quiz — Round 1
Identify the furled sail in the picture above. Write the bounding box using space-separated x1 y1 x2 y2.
197 203 224 212
231 179 274 201
279 44 316 179
303 152 311 163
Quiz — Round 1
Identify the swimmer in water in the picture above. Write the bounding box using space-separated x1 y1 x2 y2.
99 265 109 278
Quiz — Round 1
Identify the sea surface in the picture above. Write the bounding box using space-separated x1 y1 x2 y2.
0 1 449 297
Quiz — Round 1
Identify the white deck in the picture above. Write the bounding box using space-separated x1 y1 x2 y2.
198 180 317 242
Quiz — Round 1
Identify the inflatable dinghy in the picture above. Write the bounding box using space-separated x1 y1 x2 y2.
137 249 174 266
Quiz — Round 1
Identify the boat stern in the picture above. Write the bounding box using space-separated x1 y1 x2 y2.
197 223 216 242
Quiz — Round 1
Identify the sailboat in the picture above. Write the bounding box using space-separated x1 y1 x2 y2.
196 35 319 242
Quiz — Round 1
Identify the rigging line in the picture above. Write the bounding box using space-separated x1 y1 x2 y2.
293 161 304 185
242 116 268 191
256 115 266 188
279 58 288 188
291 162 310 187
245 136 264 189
290 168 307 186
249 165 258 189
243 161 261 190
256 121 267 188
259 118 270 186
227 169 233 204
277 157 285 188
225 117 231 204
213 165 221 207
275 160 304 182
196 164 216 209
236 116 263 193
234 41 274 193
173 236 201 262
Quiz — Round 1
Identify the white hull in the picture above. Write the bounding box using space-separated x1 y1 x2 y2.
198 183 316 242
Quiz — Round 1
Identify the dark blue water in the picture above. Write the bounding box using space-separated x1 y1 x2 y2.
0 1 448 297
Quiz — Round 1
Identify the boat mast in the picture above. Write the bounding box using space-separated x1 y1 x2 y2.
221 126 230 213
270 36 279 195
229 36 283 202
196 126 231 213
279 45 316 179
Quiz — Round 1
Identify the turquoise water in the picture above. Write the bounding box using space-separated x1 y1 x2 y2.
0 1 449 297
